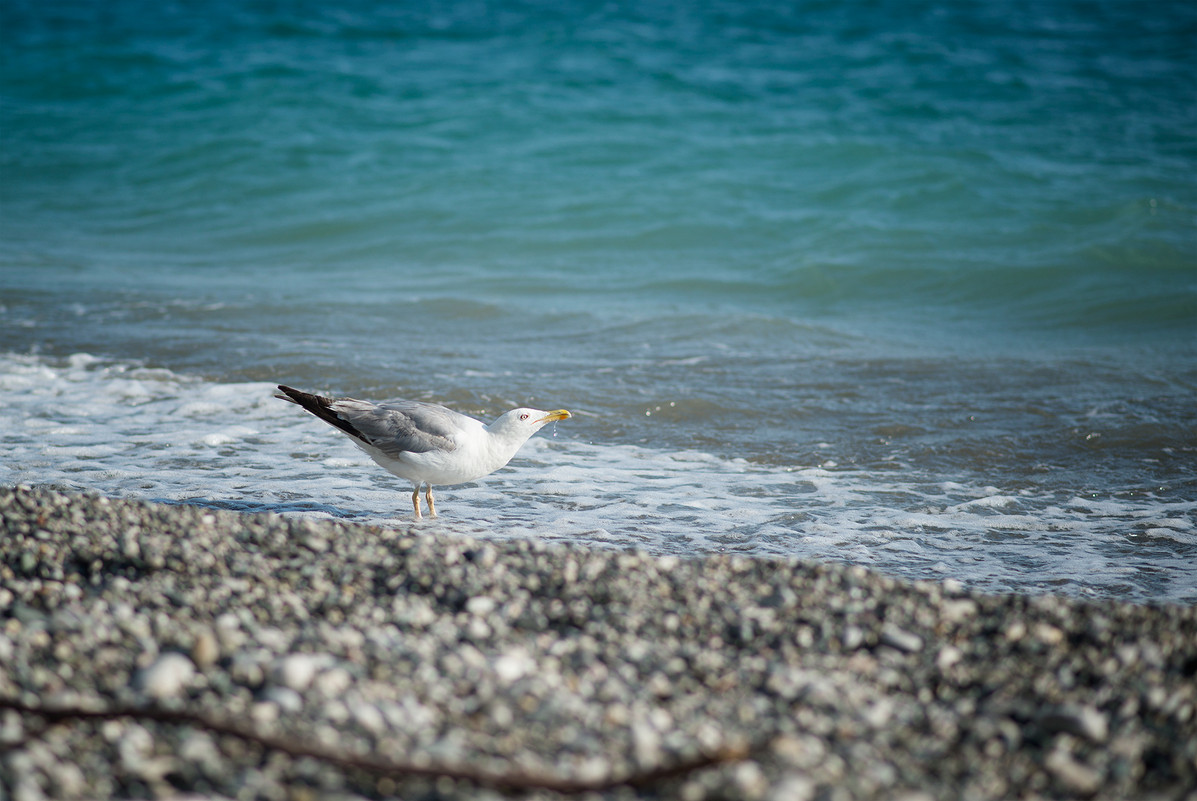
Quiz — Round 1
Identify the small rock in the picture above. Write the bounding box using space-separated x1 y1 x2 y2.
251 701 280 725
314 666 353 697
1045 748 1102 796
941 578 965 595
260 685 303 714
862 698 896 729
939 598 978 623
48 759 87 797
229 651 266 687
764 666 804 700
271 653 324 691
118 723 174 780
351 700 386 734
1033 623 1065 646
880 625 924 653
732 760 769 799
119 532 140 561
842 625 865 650
178 729 223 775
766 772 816 801
134 652 195 699
294 519 329 552
631 720 662 767
494 649 535 683
936 645 963 671
466 595 497 616
1038 705 1109 743
466 617 492 640
190 630 220 668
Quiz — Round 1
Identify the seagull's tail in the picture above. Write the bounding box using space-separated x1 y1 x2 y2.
275 385 368 443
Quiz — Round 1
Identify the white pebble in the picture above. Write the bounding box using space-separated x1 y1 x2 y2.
937 645 963 671
493 648 535 683
260 685 303 714
351 700 386 734
465 595 497 616
880 625 924 653
134 652 195 699
314 666 353 696
272 653 324 691
767 773 817 801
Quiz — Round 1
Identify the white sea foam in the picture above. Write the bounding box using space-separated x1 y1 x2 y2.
2 352 1194 603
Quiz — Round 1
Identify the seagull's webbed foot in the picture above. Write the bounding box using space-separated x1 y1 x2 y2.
425 486 438 518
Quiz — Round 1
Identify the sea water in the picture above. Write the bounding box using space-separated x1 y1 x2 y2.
2 1 1195 602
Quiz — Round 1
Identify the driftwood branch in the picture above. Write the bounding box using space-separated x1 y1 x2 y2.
0 696 749 795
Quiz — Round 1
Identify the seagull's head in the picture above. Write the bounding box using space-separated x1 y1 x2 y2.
489 407 572 441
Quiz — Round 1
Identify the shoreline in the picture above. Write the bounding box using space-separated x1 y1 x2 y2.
2 485 1195 800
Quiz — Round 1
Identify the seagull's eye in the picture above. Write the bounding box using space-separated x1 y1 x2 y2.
519 413 530 421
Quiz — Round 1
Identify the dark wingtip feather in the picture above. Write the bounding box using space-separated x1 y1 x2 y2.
275 384 310 404
275 385 367 443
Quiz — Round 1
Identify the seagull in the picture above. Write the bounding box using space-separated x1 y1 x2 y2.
276 385 570 519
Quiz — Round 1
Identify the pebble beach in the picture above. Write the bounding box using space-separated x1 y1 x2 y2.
1 485 1195 801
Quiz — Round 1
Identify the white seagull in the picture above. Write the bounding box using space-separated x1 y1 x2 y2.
276 385 571 519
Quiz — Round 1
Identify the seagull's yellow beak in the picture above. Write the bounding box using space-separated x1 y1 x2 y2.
536 409 571 424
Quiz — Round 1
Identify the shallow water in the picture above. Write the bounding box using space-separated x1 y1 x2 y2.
2 1 1195 601
3 353 1193 602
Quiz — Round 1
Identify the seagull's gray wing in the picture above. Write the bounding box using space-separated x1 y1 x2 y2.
329 398 466 457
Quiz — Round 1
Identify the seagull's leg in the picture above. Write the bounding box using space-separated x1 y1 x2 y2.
411 484 423 520
425 486 438 518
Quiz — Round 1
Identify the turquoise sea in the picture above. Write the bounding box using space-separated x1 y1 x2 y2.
2 1 1195 602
